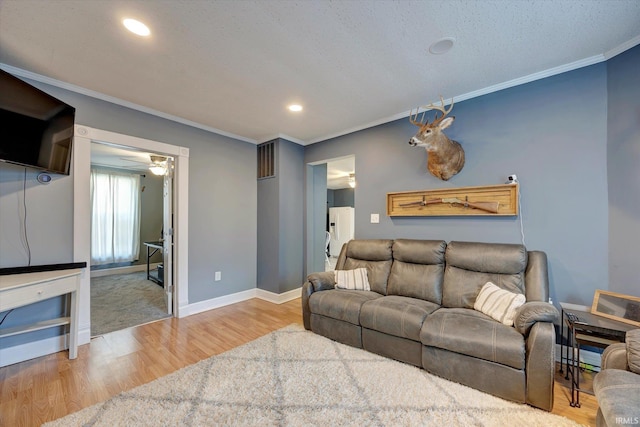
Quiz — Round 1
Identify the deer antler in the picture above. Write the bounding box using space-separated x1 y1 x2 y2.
409 108 427 126
409 96 454 127
427 96 454 126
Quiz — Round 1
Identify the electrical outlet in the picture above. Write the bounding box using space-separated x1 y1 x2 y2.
371 214 380 224
215 271 221 281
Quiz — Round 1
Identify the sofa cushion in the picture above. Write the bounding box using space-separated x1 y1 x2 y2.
593 369 640 426
343 239 394 261
360 296 440 341
392 239 447 265
387 239 446 304
442 241 527 309
474 282 525 326
335 268 370 291
420 308 525 370
308 289 382 325
626 329 640 374
338 239 394 295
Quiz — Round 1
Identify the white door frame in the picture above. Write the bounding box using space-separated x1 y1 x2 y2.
73 125 189 345
162 158 174 315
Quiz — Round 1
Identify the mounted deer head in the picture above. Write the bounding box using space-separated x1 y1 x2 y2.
409 96 464 181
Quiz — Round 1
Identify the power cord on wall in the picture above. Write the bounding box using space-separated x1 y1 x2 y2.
23 168 32 266
518 181 526 247
0 171 34 327
0 309 13 326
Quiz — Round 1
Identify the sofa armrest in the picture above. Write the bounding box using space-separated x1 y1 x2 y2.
601 343 629 371
514 302 559 336
301 272 336 330
525 322 556 411
626 329 640 374
301 282 313 330
307 271 336 291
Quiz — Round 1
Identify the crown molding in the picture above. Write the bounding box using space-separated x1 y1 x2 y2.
307 54 606 145
256 133 306 146
0 63 257 145
604 34 640 60
4 33 638 149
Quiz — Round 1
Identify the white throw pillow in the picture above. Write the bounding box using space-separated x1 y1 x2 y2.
474 282 526 326
334 268 371 291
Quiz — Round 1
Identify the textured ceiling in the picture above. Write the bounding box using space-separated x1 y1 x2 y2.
1 1 639 145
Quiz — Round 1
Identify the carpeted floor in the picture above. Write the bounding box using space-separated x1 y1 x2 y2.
45 324 584 426
90 271 170 336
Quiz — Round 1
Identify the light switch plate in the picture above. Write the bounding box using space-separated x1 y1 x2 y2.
370 214 380 224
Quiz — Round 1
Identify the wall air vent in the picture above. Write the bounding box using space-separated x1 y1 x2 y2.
257 140 277 179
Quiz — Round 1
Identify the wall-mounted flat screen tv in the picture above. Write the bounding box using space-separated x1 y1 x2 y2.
0 69 75 175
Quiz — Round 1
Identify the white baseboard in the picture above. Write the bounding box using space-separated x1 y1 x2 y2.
179 287 301 318
180 289 256 317
0 335 70 368
78 325 91 346
255 287 301 304
90 263 161 278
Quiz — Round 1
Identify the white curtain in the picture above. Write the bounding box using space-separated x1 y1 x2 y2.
90 169 141 265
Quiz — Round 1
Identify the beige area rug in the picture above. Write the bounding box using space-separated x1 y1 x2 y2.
45 324 583 427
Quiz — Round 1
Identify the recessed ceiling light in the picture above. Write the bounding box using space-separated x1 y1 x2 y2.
429 37 455 55
288 104 303 112
123 18 151 37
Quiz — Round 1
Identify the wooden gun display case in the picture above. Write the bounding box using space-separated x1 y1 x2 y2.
387 183 519 217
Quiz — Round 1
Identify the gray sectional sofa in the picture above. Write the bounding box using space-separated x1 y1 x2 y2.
301 239 559 411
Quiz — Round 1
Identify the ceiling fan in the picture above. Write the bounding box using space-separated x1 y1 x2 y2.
114 154 168 175
148 155 168 176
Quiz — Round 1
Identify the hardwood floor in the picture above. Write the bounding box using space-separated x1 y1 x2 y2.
0 298 597 426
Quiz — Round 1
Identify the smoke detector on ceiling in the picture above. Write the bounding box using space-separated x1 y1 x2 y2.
429 37 455 55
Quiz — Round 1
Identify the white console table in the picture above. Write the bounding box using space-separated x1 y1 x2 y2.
0 268 81 361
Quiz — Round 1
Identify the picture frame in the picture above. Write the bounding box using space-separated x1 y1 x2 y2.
591 290 640 327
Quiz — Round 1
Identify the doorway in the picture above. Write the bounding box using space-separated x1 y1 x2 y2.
306 155 355 275
72 125 189 346
88 142 173 336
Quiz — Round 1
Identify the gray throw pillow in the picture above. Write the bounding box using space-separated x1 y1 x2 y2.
626 329 640 374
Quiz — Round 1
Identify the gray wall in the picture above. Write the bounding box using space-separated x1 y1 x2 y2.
257 139 304 294
0 162 73 346
257 141 280 293
0 78 257 347
0 163 73 267
607 45 640 297
305 63 610 307
278 139 305 293
138 173 164 264
306 163 328 275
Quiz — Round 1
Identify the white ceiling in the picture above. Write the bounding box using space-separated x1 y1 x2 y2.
1 1 639 146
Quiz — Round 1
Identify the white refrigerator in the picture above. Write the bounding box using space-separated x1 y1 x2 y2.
329 207 355 257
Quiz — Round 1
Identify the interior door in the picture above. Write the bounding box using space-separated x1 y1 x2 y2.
162 158 174 315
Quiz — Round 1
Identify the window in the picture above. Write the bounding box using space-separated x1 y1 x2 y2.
90 169 141 265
